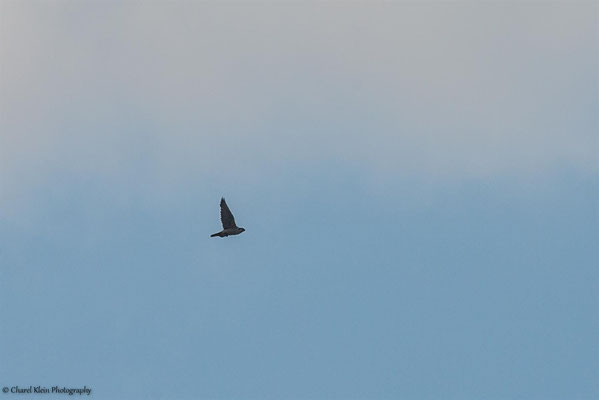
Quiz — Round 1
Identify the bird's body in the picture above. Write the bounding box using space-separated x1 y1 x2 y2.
210 227 245 238
211 197 245 238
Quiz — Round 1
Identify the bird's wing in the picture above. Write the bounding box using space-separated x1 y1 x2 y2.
220 198 237 229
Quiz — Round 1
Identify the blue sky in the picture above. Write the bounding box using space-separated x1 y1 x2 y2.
1 2 597 399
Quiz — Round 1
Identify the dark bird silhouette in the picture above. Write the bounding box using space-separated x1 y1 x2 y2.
211 197 245 238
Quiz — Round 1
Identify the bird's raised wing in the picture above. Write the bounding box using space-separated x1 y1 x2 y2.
220 198 237 229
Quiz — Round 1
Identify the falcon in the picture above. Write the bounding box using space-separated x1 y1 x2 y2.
211 197 245 238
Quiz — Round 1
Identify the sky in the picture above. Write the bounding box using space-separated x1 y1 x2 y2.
0 1 597 399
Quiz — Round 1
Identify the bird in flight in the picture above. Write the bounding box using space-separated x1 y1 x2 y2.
211 197 245 238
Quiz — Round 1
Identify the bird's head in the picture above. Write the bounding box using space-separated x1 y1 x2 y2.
239 228 245 233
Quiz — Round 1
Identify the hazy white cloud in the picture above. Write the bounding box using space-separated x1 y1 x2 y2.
1 1 597 209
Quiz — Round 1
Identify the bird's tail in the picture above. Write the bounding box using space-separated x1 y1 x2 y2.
210 233 219 237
